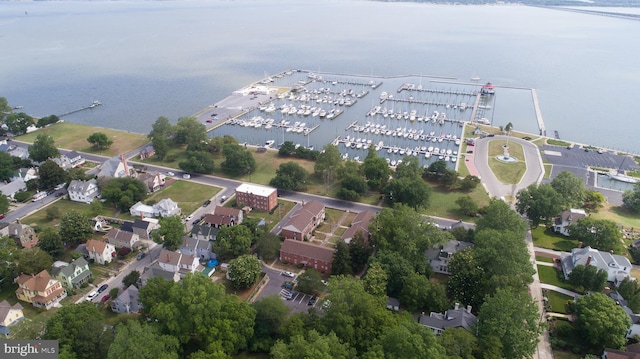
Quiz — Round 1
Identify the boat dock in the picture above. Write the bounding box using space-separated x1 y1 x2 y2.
59 101 102 117
345 120 358 131
531 89 546 136
397 83 478 96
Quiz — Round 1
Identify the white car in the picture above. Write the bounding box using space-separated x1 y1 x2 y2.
86 291 98 301
282 271 295 278
186 215 194 221
167 171 175 176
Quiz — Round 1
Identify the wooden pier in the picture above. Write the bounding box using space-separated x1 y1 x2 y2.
531 89 546 136
59 101 101 117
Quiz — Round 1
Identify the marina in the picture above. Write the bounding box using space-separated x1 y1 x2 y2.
200 69 495 169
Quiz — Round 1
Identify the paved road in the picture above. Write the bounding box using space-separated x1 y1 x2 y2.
473 135 544 199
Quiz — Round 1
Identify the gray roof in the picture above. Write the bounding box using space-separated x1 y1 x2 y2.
68 179 97 194
0 178 26 196
190 224 218 239
419 307 477 332
562 246 631 279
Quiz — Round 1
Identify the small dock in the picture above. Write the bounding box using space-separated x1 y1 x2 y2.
531 89 546 136
345 120 358 131
397 83 478 96
59 101 102 117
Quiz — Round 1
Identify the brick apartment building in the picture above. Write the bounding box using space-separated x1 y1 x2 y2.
235 183 278 212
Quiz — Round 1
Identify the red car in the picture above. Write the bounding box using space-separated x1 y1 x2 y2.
0 214 5 220
101 295 111 302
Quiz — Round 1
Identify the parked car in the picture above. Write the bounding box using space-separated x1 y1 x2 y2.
307 296 317 306
220 195 227 203
86 291 98 301
202 199 211 207
101 295 111 302
167 171 175 176
282 271 295 278
97 284 108 293
137 252 146 260
186 215 194 221
0 214 5 220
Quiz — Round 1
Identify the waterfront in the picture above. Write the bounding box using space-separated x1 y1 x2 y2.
1 1 639 153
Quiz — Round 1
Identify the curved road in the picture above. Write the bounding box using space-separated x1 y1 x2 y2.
473 135 544 199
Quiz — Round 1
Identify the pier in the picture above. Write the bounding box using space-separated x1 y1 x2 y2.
59 101 101 117
531 89 546 136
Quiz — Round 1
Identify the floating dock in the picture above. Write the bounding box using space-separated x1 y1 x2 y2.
531 89 546 136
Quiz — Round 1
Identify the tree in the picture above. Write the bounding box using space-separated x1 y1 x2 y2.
384 176 432 209
271 330 355 359
174 117 207 150
296 268 323 295
0 194 8 215
152 216 184 251
426 159 448 179
38 159 69 190
476 288 543 359
86 132 113 151
178 151 215 174
399 271 431 312
255 232 281 262
516 183 563 227
340 173 367 199
584 190 605 213
363 262 388 298
36 114 60 128
348 231 373 273
148 116 173 140
438 327 478 359
108 320 179 359
228 254 262 289
0 152 13 181
59 210 93 246
623 182 640 214
151 137 169 160
213 225 253 258
363 153 390 191
100 177 147 211
29 133 60 162
0 235 20 287
459 175 481 192
476 199 527 236
440 168 460 188
4 112 35 135
44 301 113 359
551 170 586 209
221 143 256 176
38 227 65 259
315 144 342 191
122 271 141 288
278 141 296 157
250 295 290 352
139 274 256 356
331 241 352 275
269 162 308 191
575 292 631 350
16 247 53 274
368 321 446 359
372 250 416 298
447 248 486 311
567 264 608 292
0 97 11 113
570 217 622 252
456 195 478 217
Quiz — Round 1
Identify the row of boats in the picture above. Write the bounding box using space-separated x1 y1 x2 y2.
266 104 344 119
341 137 459 161
368 106 461 124
228 116 316 134
348 124 461 145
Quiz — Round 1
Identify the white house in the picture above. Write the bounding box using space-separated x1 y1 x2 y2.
110 285 142 314
0 178 26 199
158 249 198 277
561 246 631 285
68 179 99 204
85 239 116 265
51 151 85 170
97 155 136 178
426 240 474 275
0 300 24 327
130 198 180 218
180 237 213 261
553 208 587 236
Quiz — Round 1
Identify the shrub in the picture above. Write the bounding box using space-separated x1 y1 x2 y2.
117 247 131 259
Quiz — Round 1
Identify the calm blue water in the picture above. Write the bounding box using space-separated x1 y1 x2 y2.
1 1 639 154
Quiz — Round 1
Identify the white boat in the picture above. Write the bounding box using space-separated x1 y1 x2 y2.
353 156 360 162
265 140 275 147
390 160 397 167
452 157 457 163
425 152 431 159
608 172 640 184
428 146 433 152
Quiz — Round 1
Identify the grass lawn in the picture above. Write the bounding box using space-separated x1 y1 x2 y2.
553 350 581 359
543 164 552 179
17 122 149 156
531 225 578 252
422 182 490 220
546 139 572 147
21 199 119 231
536 256 554 263
245 199 296 233
591 203 640 229
146 180 220 216
546 290 572 314
487 139 526 184
537 265 574 291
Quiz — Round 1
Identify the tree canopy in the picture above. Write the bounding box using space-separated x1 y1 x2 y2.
213 224 253 258
221 143 256 176
29 133 60 162
623 182 640 214
516 183 563 227
178 150 215 174
228 254 262 289
108 320 179 359
173 117 207 150
575 292 631 350
38 159 69 190
100 177 147 211
87 132 113 150
269 161 309 191
59 210 93 246
152 216 184 251
551 170 586 209
570 217 623 252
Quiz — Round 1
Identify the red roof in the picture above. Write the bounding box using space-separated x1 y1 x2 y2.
280 239 335 263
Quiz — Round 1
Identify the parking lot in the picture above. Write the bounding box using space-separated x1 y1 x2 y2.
541 145 639 180
279 289 320 312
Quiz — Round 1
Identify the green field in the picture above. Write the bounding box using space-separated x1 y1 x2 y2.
145 180 220 216
423 182 490 220
531 225 578 252
547 290 572 314
487 140 526 184
22 199 118 231
537 265 573 291
17 122 149 156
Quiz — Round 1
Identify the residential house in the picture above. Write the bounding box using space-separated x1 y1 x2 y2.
106 228 140 250
85 239 116 264
130 198 180 218
561 245 631 285
603 344 640 359
386 297 400 311
13 167 38 182
110 285 142 314
139 145 155 160
137 172 165 193
279 238 335 273
138 263 181 287
158 249 199 277
7 145 28 160
235 183 278 212
203 214 235 228
0 178 26 199
214 206 243 223
419 303 477 335
553 208 587 236
120 219 158 240
68 179 99 204
281 200 325 241
190 224 218 241
0 300 24 327
129 202 156 218
97 154 136 178
341 210 375 244
14 270 67 310
604 290 640 340
51 151 85 170
50 258 92 289
7 223 39 249
427 240 474 275
180 237 213 261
